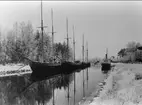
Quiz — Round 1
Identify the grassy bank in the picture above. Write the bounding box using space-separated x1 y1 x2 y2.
88 63 142 105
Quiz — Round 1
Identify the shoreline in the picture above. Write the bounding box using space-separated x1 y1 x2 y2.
87 63 142 105
0 63 31 77
78 68 111 105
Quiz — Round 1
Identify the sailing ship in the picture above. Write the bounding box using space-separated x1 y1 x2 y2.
101 48 111 72
24 0 90 78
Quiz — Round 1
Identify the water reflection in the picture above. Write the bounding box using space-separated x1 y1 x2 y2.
0 71 74 105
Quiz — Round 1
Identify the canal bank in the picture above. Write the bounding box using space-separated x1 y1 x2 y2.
80 63 142 105
78 65 110 105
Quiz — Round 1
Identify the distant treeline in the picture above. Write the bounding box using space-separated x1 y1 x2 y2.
0 22 73 64
118 41 142 63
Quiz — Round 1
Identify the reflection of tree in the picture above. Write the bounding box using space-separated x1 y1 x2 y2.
27 80 52 105
0 72 74 105
0 74 52 105
49 73 73 90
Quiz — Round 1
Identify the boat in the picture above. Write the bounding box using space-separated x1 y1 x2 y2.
23 1 90 77
101 48 111 72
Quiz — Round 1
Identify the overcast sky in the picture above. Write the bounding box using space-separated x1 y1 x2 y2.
0 1 142 59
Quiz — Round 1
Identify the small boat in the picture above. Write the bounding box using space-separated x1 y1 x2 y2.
101 62 111 71
101 49 111 72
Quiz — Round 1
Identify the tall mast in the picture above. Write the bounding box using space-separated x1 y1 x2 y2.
51 9 56 57
65 18 70 61
73 25 75 62
82 34 84 62
66 18 69 49
38 0 47 62
105 48 108 60
86 42 88 62
41 0 44 62
37 0 47 62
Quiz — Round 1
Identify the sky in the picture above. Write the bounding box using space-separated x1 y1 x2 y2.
0 1 142 59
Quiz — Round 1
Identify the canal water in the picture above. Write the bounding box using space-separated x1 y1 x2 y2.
0 66 105 105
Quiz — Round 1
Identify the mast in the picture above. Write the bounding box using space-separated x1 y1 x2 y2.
41 0 44 62
67 84 70 105
52 84 55 105
73 25 75 62
86 42 88 62
105 48 108 60
66 18 69 49
65 18 70 61
51 9 56 58
38 0 47 62
82 34 84 62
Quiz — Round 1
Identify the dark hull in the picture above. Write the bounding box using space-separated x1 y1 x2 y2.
29 61 91 80
101 62 111 72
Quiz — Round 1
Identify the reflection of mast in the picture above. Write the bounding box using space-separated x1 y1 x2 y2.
83 70 85 97
86 68 89 89
67 85 70 105
73 72 76 105
52 84 55 105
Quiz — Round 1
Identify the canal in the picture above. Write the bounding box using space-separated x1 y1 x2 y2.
0 66 105 105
